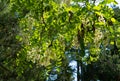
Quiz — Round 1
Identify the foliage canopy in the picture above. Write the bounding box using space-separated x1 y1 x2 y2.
0 0 120 81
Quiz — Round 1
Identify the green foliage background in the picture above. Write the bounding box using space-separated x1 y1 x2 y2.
0 0 120 81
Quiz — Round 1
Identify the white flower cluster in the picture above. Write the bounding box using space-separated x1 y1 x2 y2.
94 29 103 45
27 47 41 63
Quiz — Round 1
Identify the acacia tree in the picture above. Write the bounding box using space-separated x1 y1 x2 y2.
0 0 119 81
83 5 120 81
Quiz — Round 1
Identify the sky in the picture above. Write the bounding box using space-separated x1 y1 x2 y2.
110 0 120 7
116 0 120 7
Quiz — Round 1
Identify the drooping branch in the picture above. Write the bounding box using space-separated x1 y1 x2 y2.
93 0 96 4
77 23 85 81
40 0 46 44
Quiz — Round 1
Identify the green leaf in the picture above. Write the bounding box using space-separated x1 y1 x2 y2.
93 6 101 11
96 22 105 25
95 11 101 16
106 0 115 3
16 35 22 41
117 27 120 32
111 18 116 23
110 41 114 45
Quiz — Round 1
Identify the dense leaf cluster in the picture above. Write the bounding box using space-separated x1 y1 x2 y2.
0 0 120 81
